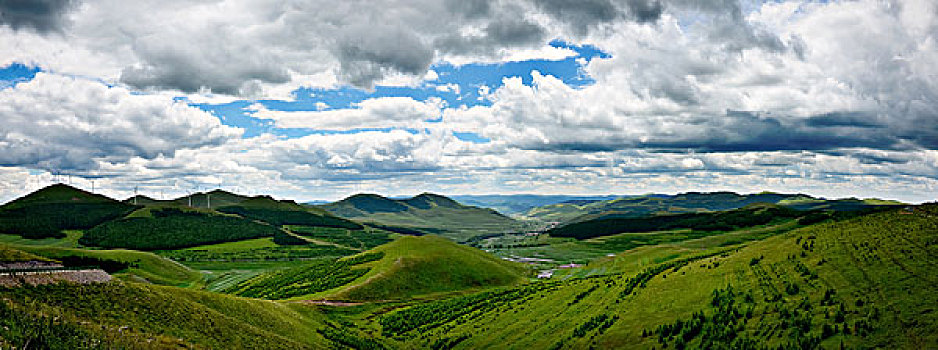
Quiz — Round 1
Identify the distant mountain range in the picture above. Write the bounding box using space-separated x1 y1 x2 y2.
318 193 520 241
449 194 625 215
522 191 904 223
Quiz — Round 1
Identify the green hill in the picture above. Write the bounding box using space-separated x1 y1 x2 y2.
0 184 138 239
321 193 519 241
0 281 364 349
326 235 528 301
226 235 527 302
79 207 281 250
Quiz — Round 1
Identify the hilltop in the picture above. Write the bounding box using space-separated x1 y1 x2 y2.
0 184 138 239
328 236 527 301
320 193 519 241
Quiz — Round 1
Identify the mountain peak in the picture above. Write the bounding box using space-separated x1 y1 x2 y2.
405 193 461 209
339 193 408 213
7 183 115 206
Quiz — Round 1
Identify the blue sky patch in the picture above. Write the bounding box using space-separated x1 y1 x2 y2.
0 63 40 89
191 41 610 139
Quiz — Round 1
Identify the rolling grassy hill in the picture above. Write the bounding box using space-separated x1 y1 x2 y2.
0 184 138 239
225 235 528 302
522 191 903 223
0 281 362 349
326 236 528 301
321 193 520 241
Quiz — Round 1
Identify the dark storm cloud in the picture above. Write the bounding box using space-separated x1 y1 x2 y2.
0 0 75 32
518 110 908 154
335 23 435 89
485 19 546 46
121 62 291 95
534 0 663 34
645 111 901 153
446 0 492 19
622 0 665 22
805 112 883 128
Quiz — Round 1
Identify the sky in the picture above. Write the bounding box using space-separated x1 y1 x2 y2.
0 0 936 203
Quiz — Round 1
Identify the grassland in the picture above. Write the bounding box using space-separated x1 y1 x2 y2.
344 206 937 349
0 281 351 349
289 225 394 250
225 252 384 299
157 237 357 262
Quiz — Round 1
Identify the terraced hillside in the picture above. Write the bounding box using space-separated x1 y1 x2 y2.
321 193 520 241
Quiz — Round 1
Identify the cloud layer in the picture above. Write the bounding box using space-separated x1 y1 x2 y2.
0 0 936 204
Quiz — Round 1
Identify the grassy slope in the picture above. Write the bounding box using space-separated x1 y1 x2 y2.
365 206 937 349
0 230 82 248
7 244 202 287
0 245 53 262
322 235 528 301
0 281 340 349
